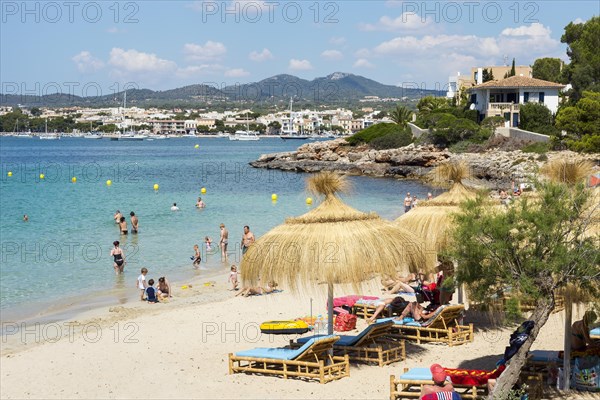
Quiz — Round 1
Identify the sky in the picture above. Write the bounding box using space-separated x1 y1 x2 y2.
1 0 598 98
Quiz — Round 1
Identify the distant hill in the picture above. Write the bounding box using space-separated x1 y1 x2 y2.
0 73 444 108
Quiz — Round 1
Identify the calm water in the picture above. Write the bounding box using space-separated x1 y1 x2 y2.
0 137 435 321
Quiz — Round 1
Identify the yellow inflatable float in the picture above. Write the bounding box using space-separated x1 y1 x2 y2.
259 320 310 335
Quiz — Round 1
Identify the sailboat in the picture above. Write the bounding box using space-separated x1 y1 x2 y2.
280 98 308 140
39 118 59 140
229 112 259 141
14 119 32 138
113 91 147 141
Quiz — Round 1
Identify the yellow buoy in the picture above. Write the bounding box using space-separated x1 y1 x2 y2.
271 193 278 201
194 144 199 149
71 177 77 183
306 197 313 205
39 173 45 180
201 187 207 194
106 180 112 186
153 184 159 191
7 171 12 177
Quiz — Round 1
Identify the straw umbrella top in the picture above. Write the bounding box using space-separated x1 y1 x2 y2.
394 161 481 253
241 172 434 292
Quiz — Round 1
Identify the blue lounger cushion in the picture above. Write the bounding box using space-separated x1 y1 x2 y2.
296 320 390 347
376 317 421 327
235 335 336 360
399 367 433 381
591 327 600 336
528 350 560 363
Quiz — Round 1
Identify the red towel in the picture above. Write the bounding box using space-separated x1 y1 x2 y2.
333 295 379 308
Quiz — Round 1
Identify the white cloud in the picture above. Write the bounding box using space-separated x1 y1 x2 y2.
353 59 375 69
72 51 104 73
224 68 250 77
501 23 551 37
321 50 343 60
288 59 313 71
175 64 225 79
368 23 561 89
108 48 177 74
329 36 346 45
249 48 273 62
572 18 586 24
355 48 371 58
183 41 227 62
360 12 430 31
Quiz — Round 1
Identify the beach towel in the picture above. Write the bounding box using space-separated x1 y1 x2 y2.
333 295 378 308
444 365 505 386
421 392 462 400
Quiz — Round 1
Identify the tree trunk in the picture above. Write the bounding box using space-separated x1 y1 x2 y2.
489 295 555 399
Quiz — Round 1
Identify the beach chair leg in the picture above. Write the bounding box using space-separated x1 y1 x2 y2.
228 353 233 374
319 360 325 384
390 374 396 400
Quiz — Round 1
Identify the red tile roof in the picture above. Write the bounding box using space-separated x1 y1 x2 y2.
471 75 565 89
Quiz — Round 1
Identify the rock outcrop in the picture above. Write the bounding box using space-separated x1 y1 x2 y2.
250 139 599 189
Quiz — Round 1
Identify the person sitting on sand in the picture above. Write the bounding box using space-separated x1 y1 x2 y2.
420 363 455 399
229 265 239 290
145 279 159 303
235 281 278 297
156 277 172 299
572 310 597 351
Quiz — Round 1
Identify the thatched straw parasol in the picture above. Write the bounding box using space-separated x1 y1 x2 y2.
394 161 480 254
241 172 434 335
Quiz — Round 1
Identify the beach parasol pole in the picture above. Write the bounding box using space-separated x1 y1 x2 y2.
562 288 572 391
328 283 334 335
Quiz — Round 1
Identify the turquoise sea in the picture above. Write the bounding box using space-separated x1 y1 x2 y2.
0 137 436 322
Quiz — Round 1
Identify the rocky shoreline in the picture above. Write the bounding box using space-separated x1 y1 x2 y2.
250 139 598 189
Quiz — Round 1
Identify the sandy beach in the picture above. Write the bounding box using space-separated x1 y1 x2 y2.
0 272 595 400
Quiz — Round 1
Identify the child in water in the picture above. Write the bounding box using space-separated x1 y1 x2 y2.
229 265 239 291
205 236 213 252
191 244 201 267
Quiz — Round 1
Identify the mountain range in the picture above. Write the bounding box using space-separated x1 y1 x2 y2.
0 73 444 108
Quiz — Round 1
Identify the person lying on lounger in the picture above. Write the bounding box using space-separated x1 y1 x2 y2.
420 363 455 399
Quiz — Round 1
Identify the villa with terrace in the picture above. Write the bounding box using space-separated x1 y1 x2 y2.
468 75 565 128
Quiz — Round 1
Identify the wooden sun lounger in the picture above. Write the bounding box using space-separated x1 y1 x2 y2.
388 305 474 346
353 302 394 319
589 327 599 340
292 321 406 367
229 336 350 384
390 368 488 400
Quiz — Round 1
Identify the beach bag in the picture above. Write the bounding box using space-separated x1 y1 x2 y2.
334 313 356 332
572 356 600 392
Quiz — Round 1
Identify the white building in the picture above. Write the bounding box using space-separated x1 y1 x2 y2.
468 76 564 128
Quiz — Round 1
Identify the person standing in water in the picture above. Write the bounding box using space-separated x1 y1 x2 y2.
220 223 229 262
119 216 128 235
114 210 122 224
171 203 180 211
110 240 126 274
23 214 28 222
240 225 255 255
130 211 138 233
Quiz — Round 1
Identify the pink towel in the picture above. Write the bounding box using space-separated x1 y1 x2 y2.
333 295 379 308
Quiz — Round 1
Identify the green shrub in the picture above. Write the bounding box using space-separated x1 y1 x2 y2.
346 123 413 146
522 142 550 154
504 297 523 323
370 131 413 149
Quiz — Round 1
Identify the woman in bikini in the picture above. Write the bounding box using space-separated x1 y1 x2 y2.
110 240 126 274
